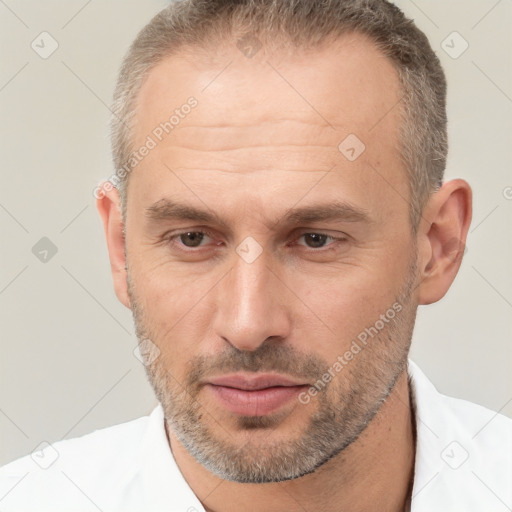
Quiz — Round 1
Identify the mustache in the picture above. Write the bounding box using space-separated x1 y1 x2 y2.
184 342 329 386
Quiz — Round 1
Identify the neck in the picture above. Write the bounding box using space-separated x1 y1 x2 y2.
167 369 416 512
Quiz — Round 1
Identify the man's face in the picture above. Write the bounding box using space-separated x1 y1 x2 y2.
124 34 419 482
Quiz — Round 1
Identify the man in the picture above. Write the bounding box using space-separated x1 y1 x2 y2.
1 0 510 511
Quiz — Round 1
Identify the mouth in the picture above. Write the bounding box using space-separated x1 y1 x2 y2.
205 373 310 416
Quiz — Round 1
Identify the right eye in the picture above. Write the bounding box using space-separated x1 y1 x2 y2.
164 230 216 250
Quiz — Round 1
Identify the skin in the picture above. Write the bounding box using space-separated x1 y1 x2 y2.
97 33 472 512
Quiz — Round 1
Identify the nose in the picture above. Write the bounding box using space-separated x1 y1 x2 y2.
212 249 291 352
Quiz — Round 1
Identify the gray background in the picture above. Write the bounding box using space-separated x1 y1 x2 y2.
0 0 511 466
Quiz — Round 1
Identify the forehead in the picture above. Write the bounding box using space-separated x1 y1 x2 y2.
128 33 408 226
134 32 402 144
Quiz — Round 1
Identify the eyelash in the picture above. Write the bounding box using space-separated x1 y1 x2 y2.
163 230 347 252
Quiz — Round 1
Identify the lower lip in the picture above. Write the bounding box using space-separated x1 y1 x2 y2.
206 384 308 416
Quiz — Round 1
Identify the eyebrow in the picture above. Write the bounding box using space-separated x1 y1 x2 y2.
145 198 372 229
145 199 229 228
281 201 372 226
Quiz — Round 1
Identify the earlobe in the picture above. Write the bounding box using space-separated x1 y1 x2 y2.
417 179 472 305
96 183 131 309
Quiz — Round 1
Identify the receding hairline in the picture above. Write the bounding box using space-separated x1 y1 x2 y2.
131 29 403 136
142 27 391 67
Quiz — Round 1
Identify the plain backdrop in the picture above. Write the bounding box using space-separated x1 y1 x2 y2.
0 0 511 466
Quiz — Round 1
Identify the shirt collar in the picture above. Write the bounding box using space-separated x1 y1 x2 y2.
137 405 205 511
406 359 509 511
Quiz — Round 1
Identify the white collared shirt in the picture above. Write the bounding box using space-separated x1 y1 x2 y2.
1 360 511 511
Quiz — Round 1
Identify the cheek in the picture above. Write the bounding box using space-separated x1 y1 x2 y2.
129 260 216 357
289 258 406 350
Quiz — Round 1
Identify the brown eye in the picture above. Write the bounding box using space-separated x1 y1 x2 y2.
302 233 328 248
179 232 205 247
294 232 348 250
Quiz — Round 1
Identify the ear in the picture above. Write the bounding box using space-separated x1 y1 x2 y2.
96 183 131 309
416 179 472 305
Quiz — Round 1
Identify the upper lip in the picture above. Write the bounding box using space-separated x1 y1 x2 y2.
207 373 309 391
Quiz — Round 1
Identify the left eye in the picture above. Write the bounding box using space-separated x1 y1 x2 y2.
296 233 344 248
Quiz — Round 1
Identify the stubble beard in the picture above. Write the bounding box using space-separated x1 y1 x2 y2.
127 258 418 483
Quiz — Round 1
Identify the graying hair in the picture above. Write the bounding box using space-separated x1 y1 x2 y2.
110 0 447 229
